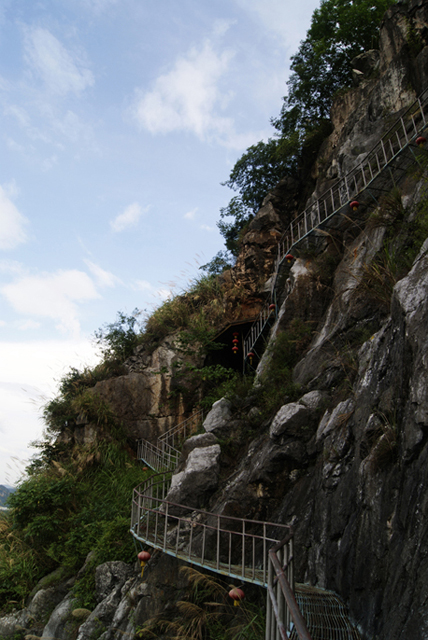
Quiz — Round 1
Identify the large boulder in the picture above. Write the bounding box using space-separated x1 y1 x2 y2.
270 402 318 441
203 398 232 435
166 444 221 510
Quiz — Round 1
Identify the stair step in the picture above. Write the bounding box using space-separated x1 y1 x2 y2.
290 584 361 640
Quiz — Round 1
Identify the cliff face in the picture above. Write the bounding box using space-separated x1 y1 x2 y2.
2 2 428 640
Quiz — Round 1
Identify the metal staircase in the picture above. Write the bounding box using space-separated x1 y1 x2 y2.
128 84 428 640
243 87 428 366
132 428 361 638
136 410 204 472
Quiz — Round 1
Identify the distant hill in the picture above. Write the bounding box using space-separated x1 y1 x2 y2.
0 485 14 508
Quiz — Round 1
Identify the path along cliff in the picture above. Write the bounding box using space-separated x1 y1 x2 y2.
2 1 428 639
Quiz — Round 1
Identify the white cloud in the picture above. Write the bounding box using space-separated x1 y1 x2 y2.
0 259 25 275
17 319 41 331
0 186 28 250
200 224 215 232
23 26 94 96
110 202 146 232
1 269 100 337
0 338 100 486
133 280 152 291
84 260 121 288
184 208 198 220
132 41 234 141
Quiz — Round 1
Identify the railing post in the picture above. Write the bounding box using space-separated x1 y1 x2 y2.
216 515 220 571
242 520 246 579
266 556 273 640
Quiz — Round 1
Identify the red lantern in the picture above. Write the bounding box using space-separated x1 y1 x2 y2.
232 332 239 354
248 351 254 365
285 253 294 263
350 200 359 211
138 550 151 577
229 587 245 606
416 136 426 147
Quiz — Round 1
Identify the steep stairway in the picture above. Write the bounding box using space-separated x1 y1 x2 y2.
132 428 362 639
243 87 428 368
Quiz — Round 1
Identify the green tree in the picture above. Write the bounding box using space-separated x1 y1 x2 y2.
217 0 394 259
94 309 143 363
273 0 395 134
218 138 291 255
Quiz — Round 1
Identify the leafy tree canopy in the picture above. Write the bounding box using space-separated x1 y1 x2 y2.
273 0 395 134
217 138 293 255
217 0 395 256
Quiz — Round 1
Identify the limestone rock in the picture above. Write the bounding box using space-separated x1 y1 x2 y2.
270 403 317 440
95 562 134 604
176 432 218 471
41 594 75 640
166 444 221 509
203 398 232 435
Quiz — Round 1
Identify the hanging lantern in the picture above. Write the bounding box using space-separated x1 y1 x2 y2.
228 587 245 606
232 332 239 354
248 352 255 365
269 303 276 313
416 136 426 147
350 200 359 211
285 253 294 263
138 550 151 578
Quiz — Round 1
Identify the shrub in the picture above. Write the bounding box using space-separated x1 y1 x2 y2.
0 442 150 611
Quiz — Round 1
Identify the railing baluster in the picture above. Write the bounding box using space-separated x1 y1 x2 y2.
188 519 193 560
175 519 181 555
201 524 206 564
216 515 220 571
242 520 245 578
229 531 232 573
163 502 169 550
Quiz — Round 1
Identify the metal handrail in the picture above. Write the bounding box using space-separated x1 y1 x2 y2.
136 439 180 472
131 472 293 588
137 409 204 472
158 409 205 447
243 87 428 364
267 537 313 640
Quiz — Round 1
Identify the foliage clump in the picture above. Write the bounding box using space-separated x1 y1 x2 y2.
137 567 265 640
216 0 395 257
0 436 148 612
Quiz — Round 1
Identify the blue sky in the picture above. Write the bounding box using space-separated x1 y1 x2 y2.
0 0 320 485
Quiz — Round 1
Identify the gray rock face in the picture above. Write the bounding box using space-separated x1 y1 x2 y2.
0 611 31 639
166 444 221 509
41 594 75 640
176 432 218 471
95 562 134 603
203 398 232 434
270 403 317 440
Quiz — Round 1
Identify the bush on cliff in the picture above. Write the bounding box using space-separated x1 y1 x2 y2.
0 407 148 613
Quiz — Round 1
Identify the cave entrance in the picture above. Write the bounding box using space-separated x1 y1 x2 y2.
205 320 255 372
